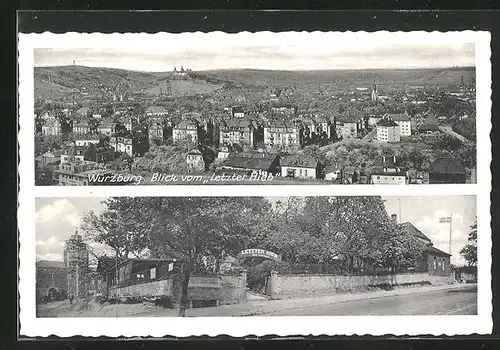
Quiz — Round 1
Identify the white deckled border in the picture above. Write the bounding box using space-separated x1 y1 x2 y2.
18 31 492 337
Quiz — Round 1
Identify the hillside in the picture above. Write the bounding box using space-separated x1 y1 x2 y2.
34 65 475 101
197 67 476 88
34 65 223 100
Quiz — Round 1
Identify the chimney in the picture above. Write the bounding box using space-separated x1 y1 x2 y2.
382 155 386 163
391 214 397 223
393 156 396 164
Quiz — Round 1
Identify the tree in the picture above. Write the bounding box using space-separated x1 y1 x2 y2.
81 197 151 260
460 219 477 267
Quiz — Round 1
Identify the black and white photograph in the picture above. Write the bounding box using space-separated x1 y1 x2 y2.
34 195 478 317
26 32 486 186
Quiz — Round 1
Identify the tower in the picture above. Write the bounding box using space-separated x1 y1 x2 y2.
64 228 89 298
371 81 378 103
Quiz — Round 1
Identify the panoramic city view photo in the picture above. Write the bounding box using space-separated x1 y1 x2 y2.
33 33 477 186
35 195 478 317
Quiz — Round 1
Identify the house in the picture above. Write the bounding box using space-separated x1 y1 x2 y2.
270 104 297 117
60 146 86 164
370 156 407 184
75 106 91 118
281 155 320 180
221 152 280 176
219 119 255 150
368 115 383 127
376 119 401 142
324 164 342 181
173 119 198 143
429 158 466 184
72 120 90 135
231 106 245 118
116 115 134 131
392 215 452 276
216 146 231 160
455 266 477 283
110 136 133 157
38 150 63 166
186 149 205 172
385 112 412 136
145 105 168 117
74 134 101 147
418 123 441 135
342 166 358 184
85 144 115 163
97 120 115 136
36 260 68 303
55 159 100 186
148 119 164 143
41 118 62 136
263 120 301 151
336 114 360 139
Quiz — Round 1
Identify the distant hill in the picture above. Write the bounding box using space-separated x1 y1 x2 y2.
196 67 476 88
34 65 475 101
34 65 222 101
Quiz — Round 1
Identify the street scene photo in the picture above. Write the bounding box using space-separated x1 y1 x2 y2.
33 32 477 186
35 195 478 317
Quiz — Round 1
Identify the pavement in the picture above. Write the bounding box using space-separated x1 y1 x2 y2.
37 283 477 317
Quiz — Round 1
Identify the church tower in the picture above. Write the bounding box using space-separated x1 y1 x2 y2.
371 80 379 103
64 228 89 298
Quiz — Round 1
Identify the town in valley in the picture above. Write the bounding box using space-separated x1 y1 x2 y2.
34 63 477 185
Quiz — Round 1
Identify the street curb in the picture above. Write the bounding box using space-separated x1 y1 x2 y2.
237 283 476 317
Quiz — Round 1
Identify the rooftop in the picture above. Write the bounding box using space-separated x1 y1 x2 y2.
430 158 466 174
223 152 279 171
377 119 400 127
281 155 318 168
145 105 168 114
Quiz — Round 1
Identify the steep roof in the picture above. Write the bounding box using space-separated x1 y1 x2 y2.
223 152 279 171
36 260 66 269
281 155 318 168
430 158 465 174
418 123 441 132
425 245 452 257
377 119 399 127
398 222 432 244
385 112 410 122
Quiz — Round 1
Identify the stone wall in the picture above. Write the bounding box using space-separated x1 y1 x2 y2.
111 278 173 298
110 272 247 304
271 272 453 298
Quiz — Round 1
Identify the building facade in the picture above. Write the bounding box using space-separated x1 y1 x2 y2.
36 260 68 303
376 119 401 142
219 119 255 150
263 120 301 151
173 119 198 143
186 149 205 172
280 155 319 179
110 136 133 157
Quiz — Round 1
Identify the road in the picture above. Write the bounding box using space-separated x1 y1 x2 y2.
265 285 477 316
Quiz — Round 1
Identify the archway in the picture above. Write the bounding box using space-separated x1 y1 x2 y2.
236 249 282 297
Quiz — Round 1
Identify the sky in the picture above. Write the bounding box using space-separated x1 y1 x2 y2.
35 196 476 265
33 33 475 71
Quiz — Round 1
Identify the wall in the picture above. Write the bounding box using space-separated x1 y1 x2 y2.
271 272 453 298
111 278 173 298
109 273 246 305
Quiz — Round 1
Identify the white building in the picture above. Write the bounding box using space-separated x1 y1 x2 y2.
376 119 401 142
384 112 412 136
280 155 318 179
110 136 133 156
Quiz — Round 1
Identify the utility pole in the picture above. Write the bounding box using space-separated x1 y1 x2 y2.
76 259 79 298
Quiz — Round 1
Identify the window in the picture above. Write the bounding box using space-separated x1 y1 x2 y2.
136 273 145 280
433 257 437 270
